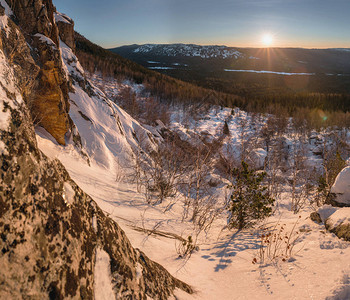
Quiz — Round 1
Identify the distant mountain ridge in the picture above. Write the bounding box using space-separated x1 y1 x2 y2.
123 43 246 59
111 43 350 60
110 43 350 75
110 43 350 95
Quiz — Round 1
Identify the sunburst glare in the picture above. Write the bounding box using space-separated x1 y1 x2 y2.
262 33 274 47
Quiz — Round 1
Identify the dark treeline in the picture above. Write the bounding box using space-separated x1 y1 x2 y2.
74 32 350 129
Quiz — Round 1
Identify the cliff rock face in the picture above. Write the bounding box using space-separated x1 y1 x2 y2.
0 1 192 298
5 0 70 145
0 104 191 298
55 12 75 51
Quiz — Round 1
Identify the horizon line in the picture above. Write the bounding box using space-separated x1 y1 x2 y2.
106 42 350 50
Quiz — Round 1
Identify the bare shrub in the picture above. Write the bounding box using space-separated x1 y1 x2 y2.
115 157 126 182
142 139 187 204
175 235 199 259
253 216 302 265
144 97 170 126
115 86 140 118
290 139 308 213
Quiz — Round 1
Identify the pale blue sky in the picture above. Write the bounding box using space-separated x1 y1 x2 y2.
55 0 350 48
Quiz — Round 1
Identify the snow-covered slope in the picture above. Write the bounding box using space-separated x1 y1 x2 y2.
55 39 156 173
85 72 350 300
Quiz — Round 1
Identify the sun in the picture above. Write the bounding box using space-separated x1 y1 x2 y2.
262 33 273 47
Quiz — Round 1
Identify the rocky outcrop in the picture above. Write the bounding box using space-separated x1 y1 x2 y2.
4 0 70 145
30 32 70 145
55 12 75 51
5 0 58 42
0 6 40 97
0 103 192 298
0 1 192 298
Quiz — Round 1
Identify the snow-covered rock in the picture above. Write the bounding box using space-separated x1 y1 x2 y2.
325 208 350 241
331 167 350 206
249 148 267 169
318 205 338 222
59 39 157 172
326 208 350 230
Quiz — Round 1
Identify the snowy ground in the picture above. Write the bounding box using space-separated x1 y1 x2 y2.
36 124 350 300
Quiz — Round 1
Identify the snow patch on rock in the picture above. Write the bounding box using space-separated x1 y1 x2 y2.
0 140 8 155
0 15 8 34
54 12 73 24
0 0 13 16
60 40 84 77
34 33 56 46
0 49 23 130
63 182 75 205
0 100 10 130
136 262 143 283
0 0 12 37
92 215 97 233
94 248 115 300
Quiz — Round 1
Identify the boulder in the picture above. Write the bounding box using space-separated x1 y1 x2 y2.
248 148 267 169
324 208 350 241
310 211 322 224
330 166 350 207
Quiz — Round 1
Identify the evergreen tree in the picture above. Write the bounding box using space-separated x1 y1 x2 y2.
228 161 275 230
